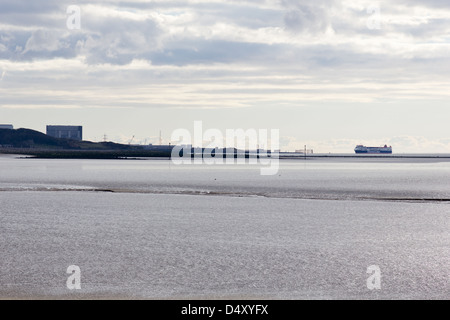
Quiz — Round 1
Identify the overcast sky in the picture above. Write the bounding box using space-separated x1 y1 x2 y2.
1 0 449 152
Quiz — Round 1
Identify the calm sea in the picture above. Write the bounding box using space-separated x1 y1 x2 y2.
0 155 448 299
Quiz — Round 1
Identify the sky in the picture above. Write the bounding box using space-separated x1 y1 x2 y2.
1 0 450 153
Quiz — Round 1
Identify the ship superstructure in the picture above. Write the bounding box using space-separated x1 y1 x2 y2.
355 145 392 154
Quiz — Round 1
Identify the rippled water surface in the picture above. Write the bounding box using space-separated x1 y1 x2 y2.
0 156 448 299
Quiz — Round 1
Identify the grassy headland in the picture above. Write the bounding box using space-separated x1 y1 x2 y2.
0 128 172 158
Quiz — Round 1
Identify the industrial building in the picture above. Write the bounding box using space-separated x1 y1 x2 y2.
0 124 13 130
46 125 83 141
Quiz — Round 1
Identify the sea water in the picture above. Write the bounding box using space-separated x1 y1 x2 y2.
0 155 448 299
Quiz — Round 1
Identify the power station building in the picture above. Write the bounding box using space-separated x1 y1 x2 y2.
46 125 83 141
0 124 13 130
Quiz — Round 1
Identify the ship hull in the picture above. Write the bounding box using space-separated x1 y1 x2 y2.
355 145 392 154
355 150 392 154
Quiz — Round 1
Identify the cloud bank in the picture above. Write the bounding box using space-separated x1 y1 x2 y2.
1 0 449 151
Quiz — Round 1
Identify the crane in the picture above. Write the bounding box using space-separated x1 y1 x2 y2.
128 135 135 145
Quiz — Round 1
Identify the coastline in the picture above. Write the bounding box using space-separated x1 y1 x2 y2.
2 148 450 160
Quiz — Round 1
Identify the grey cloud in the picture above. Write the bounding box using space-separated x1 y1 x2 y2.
24 30 63 53
0 3 162 64
79 15 162 65
0 0 66 30
397 0 450 8
0 0 449 69
387 18 450 39
283 6 328 33
183 3 283 29
148 40 278 66
0 0 61 14
0 31 29 59
0 30 83 61
281 0 333 33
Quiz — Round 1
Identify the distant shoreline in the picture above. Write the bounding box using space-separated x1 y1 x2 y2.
2 149 450 160
0 148 172 159
279 153 450 159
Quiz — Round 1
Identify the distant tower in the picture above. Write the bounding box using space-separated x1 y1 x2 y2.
159 130 162 145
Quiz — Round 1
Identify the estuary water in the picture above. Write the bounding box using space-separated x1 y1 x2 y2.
0 155 448 299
